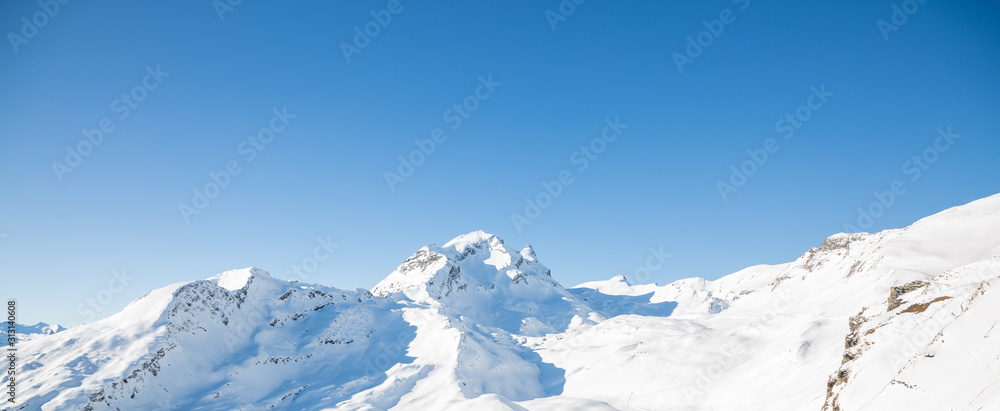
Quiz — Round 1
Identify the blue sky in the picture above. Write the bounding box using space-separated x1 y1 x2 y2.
1 0 997 326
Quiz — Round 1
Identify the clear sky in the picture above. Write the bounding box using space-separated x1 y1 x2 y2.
1 1 998 326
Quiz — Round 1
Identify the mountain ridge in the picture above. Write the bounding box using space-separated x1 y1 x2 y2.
7 193 1000 410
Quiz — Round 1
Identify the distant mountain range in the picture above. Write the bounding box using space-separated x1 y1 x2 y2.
7 194 1000 410
1 322 65 344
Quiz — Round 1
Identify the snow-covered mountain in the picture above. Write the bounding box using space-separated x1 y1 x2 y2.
0 323 65 344
7 194 1000 410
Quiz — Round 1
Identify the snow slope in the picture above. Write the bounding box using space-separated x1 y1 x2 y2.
558 194 1000 410
6 194 1000 410
7 235 662 410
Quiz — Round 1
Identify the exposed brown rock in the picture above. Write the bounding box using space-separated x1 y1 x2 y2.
888 281 929 311
900 296 952 314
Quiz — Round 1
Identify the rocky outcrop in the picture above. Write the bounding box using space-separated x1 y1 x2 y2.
888 280 929 311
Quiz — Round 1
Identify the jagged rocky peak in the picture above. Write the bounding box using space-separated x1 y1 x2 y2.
395 248 446 274
520 244 538 262
372 231 554 299
802 232 871 261
818 233 868 252
444 231 540 268
796 232 881 273
12 194 1000 410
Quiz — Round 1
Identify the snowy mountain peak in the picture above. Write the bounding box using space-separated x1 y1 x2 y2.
209 266 271 291
371 231 602 335
520 244 538 262
372 231 553 300
442 229 502 249
29 322 66 334
12 194 1000 410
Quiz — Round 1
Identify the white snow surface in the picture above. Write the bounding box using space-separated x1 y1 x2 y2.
7 194 1000 410
0 323 65 344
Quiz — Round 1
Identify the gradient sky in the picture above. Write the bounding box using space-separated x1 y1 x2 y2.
1 0 998 326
